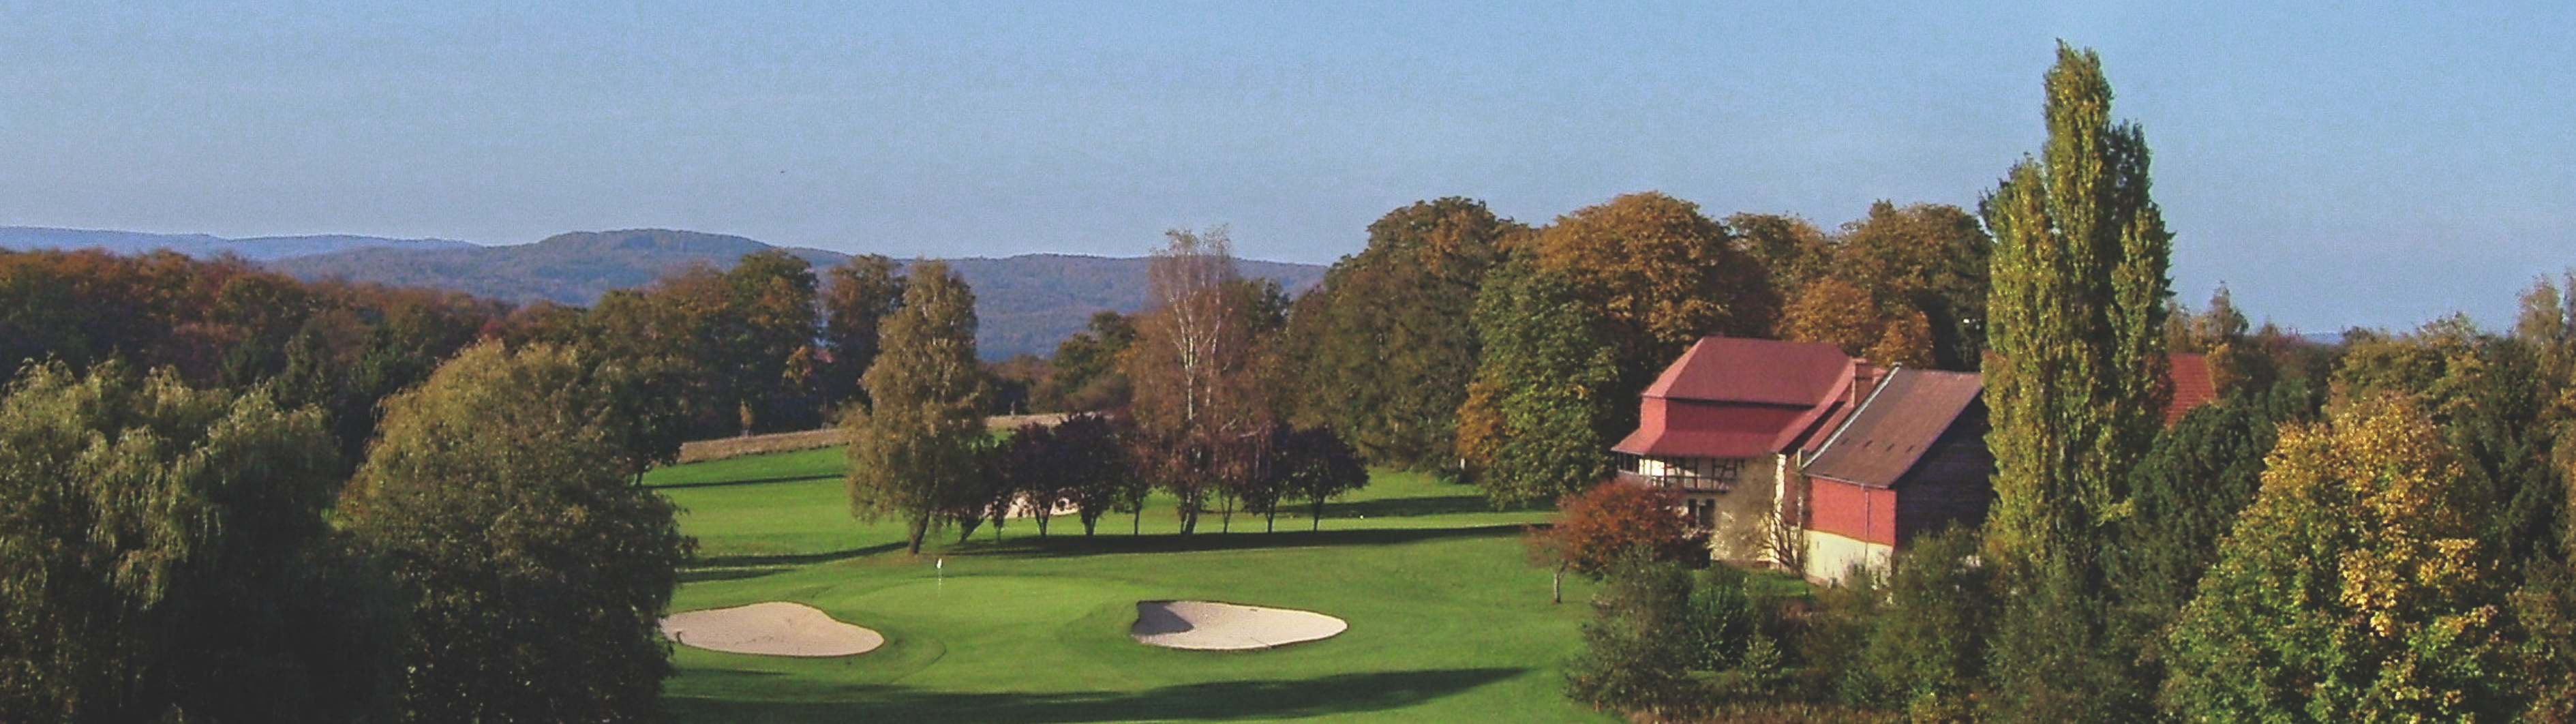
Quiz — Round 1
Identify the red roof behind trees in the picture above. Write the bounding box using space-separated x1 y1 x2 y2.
2165 352 2216 425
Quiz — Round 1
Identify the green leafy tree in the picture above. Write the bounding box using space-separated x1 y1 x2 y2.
1044 413 1134 537
1286 198 1519 470
1981 42 2175 569
342 342 693 724
2165 395 2518 723
1565 559 1789 719
1845 527 1995 723
1458 256 1622 507
817 253 905 412
1280 425 1369 531
722 250 823 432
845 260 988 555
1979 44 2175 724
1034 311 1136 412
1725 212 1832 301
0 363 395 724
2106 382 2318 616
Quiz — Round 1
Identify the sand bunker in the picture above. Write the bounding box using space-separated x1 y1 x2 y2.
659 601 884 657
1130 601 1348 650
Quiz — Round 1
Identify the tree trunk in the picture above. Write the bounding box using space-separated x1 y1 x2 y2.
907 515 929 556
1551 565 1564 605
1312 496 1325 531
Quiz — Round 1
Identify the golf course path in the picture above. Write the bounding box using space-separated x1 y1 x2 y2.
661 601 884 657
1131 600 1348 650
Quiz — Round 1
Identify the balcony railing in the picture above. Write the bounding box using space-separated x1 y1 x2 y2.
1616 470 1734 494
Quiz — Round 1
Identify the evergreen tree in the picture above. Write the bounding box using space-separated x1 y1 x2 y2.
844 260 988 555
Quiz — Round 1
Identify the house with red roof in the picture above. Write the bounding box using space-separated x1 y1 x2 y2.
1795 369 1993 582
1609 337 1879 563
1612 337 2219 580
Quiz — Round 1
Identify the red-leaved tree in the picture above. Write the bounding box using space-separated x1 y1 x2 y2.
1526 479 1709 603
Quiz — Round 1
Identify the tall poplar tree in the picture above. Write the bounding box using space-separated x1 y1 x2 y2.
844 260 987 556
1980 44 2175 724
1981 44 2174 570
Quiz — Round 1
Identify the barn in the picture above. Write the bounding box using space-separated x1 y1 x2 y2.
1609 337 1878 563
1793 369 1992 583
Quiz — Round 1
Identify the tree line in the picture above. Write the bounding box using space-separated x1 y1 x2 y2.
843 245 1369 556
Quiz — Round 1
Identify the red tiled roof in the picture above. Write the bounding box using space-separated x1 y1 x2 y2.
1640 337 1854 406
2165 353 2217 425
1614 337 1866 458
1802 370 1983 489
1613 426 1796 459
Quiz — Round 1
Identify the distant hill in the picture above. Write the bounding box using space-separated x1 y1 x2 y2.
0 226 475 260
264 228 1326 359
267 228 847 305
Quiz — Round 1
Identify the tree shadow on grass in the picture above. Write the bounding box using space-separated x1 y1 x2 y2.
666 667 1527 724
691 542 910 569
962 524 1528 559
648 474 839 490
1322 492 1545 519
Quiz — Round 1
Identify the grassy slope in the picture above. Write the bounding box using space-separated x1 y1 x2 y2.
646 451 1619 723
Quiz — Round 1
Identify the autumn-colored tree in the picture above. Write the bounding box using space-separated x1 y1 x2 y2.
2166 395 2518 723
1286 198 1520 470
1526 479 1709 601
1124 227 1272 537
845 260 988 555
342 342 692 724
1781 277 1888 361
1536 192 1778 376
1835 201 1992 369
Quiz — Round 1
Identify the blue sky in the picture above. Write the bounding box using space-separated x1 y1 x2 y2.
3 2 2568 333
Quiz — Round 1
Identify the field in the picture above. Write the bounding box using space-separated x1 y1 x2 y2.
646 447 1622 723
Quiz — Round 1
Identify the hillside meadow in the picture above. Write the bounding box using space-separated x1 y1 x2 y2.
644 448 1623 723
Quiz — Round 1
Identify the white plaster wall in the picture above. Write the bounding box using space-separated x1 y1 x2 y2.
1804 530 1892 586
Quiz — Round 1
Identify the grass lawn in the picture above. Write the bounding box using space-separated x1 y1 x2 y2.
644 450 1622 723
